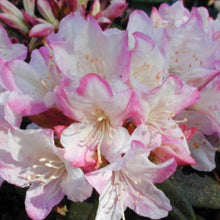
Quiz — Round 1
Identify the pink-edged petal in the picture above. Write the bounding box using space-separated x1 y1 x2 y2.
25 181 64 220
128 32 166 90
155 1 190 27
127 10 163 49
76 73 113 99
124 140 177 183
154 127 196 166
8 92 49 115
57 74 134 126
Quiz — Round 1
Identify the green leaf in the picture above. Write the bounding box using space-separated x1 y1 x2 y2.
157 179 196 220
66 201 98 220
195 214 206 220
170 169 220 209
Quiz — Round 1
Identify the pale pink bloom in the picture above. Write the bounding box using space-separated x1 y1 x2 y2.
0 46 61 115
59 74 137 168
0 127 92 220
127 6 220 90
191 6 214 33
163 13 220 89
47 13 130 88
142 75 200 165
0 25 27 61
86 140 177 220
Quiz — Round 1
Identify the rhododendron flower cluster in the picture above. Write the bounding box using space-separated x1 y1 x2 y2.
0 1 219 220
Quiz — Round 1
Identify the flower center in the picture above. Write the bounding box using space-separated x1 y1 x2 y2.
80 109 114 167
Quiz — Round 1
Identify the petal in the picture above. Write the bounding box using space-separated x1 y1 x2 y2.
129 32 166 90
127 10 163 49
102 126 130 162
154 127 196 166
189 131 216 171
25 181 64 220
76 73 113 99
131 124 162 151
124 140 177 183
61 123 96 163
95 179 123 220
125 179 172 219
7 127 56 162
61 163 92 202
0 25 27 60
191 77 220 133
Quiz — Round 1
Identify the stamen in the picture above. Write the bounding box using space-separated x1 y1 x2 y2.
26 157 65 184
175 117 187 123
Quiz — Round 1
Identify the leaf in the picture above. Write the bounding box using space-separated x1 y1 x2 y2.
157 179 196 220
195 214 206 220
66 201 98 220
170 169 220 209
